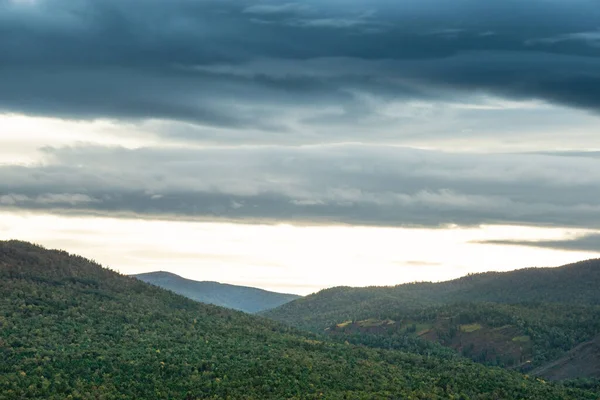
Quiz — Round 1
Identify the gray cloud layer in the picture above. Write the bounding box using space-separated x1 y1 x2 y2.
1 0 599 135
3 0 600 234
477 234 600 253
2 145 600 228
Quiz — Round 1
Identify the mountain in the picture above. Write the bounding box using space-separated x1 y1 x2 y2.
133 271 300 313
531 335 600 381
324 302 600 374
2 240 597 399
262 259 600 331
262 259 600 381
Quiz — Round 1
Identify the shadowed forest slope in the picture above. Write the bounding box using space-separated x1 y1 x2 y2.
531 335 600 381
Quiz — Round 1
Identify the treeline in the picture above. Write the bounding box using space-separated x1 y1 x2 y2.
264 259 600 332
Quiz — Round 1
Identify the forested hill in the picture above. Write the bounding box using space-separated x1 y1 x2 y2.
2 240 598 399
262 259 600 331
134 271 300 313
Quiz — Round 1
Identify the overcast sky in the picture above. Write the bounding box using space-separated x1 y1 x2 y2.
1 0 599 294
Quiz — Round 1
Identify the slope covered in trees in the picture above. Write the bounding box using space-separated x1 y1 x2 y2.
263 259 600 382
2 240 598 399
325 302 600 373
263 259 600 332
134 271 300 313
531 335 600 381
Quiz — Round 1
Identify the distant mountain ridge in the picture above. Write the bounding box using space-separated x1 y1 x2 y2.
133 271 300 313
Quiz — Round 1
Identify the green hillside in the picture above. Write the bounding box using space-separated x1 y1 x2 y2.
262 259 600 332
325 302 600 372
1 240 597 399
133 271 300 313
531 334 600 381
263 260 600 382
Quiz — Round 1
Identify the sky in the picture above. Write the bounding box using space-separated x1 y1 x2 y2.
1 0 600 295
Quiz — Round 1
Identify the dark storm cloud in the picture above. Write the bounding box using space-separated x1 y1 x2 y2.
2 145 600 228
0 0 599 131
476 234 600 253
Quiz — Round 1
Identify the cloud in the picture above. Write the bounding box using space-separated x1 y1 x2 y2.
2 1 600 230
243 3 309 15
0 0 599 135
1 144 600 228
0 193 97 206
0 194 29 206
476 233 600 253
403 260 442 267
526 30 600 47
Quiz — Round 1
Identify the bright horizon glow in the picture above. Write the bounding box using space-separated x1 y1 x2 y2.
1 211 597 295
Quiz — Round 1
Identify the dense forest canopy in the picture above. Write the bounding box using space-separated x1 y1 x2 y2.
263 259 600 331
324 302 600 375
263 258 600 382
2 240 599 399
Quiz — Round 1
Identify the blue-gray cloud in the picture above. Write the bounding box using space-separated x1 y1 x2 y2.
0 0 599 133
477 234 600 253
2 145 600 228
